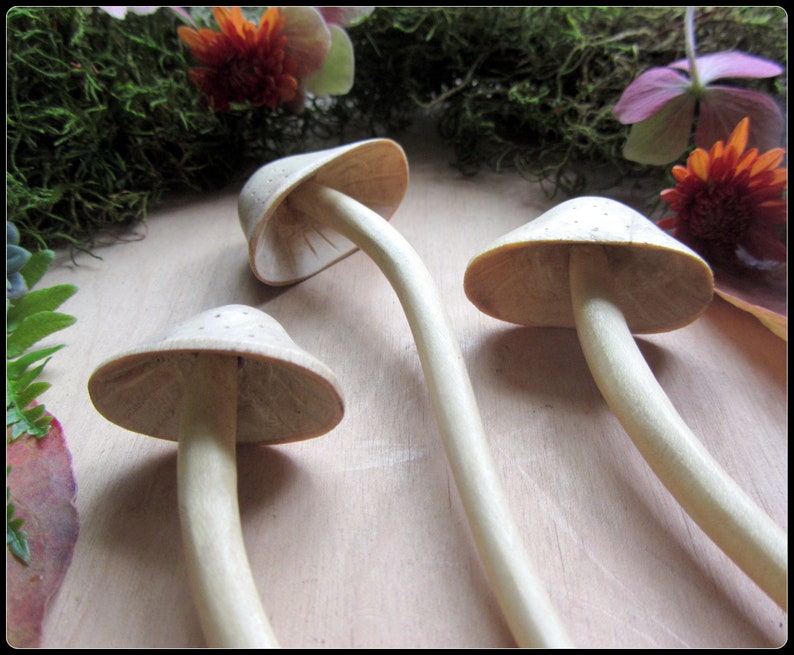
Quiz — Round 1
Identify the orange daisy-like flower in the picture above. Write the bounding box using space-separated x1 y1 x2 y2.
178 7 299 111
659 116 787 268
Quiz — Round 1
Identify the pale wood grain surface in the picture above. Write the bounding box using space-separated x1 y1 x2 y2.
34 126 787 648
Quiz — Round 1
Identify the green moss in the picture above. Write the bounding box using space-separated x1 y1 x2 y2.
6 7 787 250
6 7 348 250
346 7 787 190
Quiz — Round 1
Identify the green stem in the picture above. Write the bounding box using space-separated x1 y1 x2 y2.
684 6 703 94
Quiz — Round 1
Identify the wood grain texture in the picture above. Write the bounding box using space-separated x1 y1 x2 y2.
34 125 787 648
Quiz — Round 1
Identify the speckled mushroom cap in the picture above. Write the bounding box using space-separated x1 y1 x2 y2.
464 196 714 334
88 305 344 445
238 138 409 286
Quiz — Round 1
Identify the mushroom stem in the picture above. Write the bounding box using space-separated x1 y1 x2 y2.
569 244 787 609
289 180 572 648
177 353 280 647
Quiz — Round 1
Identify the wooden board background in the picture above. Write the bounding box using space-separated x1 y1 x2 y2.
34 125 787 648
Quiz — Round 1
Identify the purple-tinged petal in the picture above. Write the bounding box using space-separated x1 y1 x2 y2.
303 24 355 96
124 6 160 15
712 261 787 340
613 67 691 124
670 51 783 85
167 7 195 26
622 93 696 165
98 6 132 19
99 6 194 24
316 6 374 27
696 87 785 151
280 6 331 78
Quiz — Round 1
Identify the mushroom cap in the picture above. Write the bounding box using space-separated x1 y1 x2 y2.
88 305 344 445
238 138 409 286
464 196 714 334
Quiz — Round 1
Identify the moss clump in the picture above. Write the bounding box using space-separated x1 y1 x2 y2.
6 7 353 250
345 6 786 191
7 7 787 250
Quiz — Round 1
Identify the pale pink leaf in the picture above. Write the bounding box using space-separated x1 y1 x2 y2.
6 414 79 648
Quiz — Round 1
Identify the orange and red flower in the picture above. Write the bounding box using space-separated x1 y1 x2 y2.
177 6 370 113
178 7 300 111
659 117 787 268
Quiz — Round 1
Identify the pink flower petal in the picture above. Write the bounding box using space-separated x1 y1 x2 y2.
712 262 787 340
99 6 194 25
696 87 785 151
622 93 696 165
98 6 132 19
316 6 374 26
670 51 783 86
280 6 331 78
613 67 691 123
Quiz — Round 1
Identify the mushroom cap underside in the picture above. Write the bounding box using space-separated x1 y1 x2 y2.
239 138 409 286
88 306 344 444
464 197 714 334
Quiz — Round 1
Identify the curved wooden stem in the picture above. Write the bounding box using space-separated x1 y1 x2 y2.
569 244 787 609
177 353 280 647
289 181 572 648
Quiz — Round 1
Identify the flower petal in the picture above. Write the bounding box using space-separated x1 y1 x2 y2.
317 6 374 26
712 250 787 340
696 87 785 152
303 24 355 96
280 6 331 78
621 93 696 165
724 116 750 160
168 7 195 25
687 148 711 181
670 51 783 86
124 6 161 16
657 215 678 230
751 148 786 173
612 67 691 123
98 7 131 19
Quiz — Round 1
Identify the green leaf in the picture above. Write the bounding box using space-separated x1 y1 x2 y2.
7 404 51 440
7 284 77 332
14 382 52 413
18 250 56 290
6 345 65 380
5 225 77 568
303 25 356 97
7 398 45 426
6 492 30 565
11 361 50 394
622 94 696 165
6 311 76 359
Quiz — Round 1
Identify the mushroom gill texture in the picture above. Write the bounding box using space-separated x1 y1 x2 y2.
239 138 409 285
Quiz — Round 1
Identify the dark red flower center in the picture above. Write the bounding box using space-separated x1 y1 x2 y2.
685 181 753 246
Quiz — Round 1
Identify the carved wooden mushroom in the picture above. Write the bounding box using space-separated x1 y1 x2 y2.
464 196 787 609
88 305 344 648
238 139 572 648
